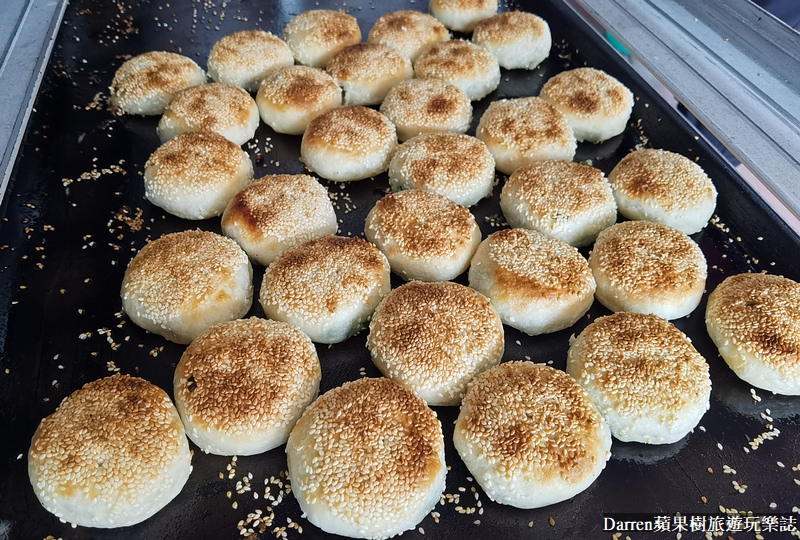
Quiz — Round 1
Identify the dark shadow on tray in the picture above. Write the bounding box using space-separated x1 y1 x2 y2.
610 436 688 464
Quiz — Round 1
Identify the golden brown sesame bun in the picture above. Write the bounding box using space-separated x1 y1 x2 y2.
174 318 321 456
469 228 596 335
539 67 634 143
500 160 617 247
368 281 504 406
28 374 192 528
109 51 206 116
414 40 500 101
388 133 494 207
156 83 260 145
567 312 711 443
256 65 342 135
259 235 391 344
221 174 338 266
429 0 498 32
380 78 472 142
144 132 253 220
121 230 253 344
368 10 451 62
326 43 412 106
453 362 611 508
609 149 718 234
588 221 707 320
706 273 800 395
364 189 482 282
283 10 362 68
207 30 294 92
476 97 576 175
287 377 446 539
472 11 551 70
300 105 397 182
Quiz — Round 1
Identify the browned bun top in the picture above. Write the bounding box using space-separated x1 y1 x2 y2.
259 66 340 110
145 132 248 189
326 43 409 81
303 105 395 155
506 160 608 216
164 83 255 130
477 97 573 152
540 67 633 118
369 11 449 52
415 39 496 78
473 11 549 44
111 51 203 108
209 30 290 70
381 78 469 123
285 9 361 47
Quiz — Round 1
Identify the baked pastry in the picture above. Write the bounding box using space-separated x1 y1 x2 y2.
567 312 712 443
414 40 500 101
429 0 498 32
706 272 800 395
380 78 472 142
28 374 192 527
326 43 412 106
368 281 504 406
472 11 551 70
368 10 450 61
174 318 321 455
207 30 294 92
287 377 446 539
283 10 361 68
453 362 611 508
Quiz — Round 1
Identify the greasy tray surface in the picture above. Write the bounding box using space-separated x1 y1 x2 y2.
1 0 799 538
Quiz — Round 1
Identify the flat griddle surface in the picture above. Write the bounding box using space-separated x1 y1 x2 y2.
1 1 799 539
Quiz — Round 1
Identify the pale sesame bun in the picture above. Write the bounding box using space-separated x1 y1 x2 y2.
207 30 294 92
476 97 576 175
500 160 617 247
368 10 451 62
567 312 711 443
256 65 342 135
28 374 192 528
109 51 206 115
365 189 481 282
429 0 498 32
380 78 472 142
122 230 253 344
609 149 718 235
300 106 397 182
706 273 800 395
221 174 338 266
287 377 446 539
414 40 500 101
453 362 611 509
259 235 391 344
387 133 494 207
144 132 253 220
472 11 551 70
283 10 361 69
468 228 596 335
588 221 707 320
157 83 260 145
368 281 504 406
174 318 321 456
326 43 412 106
539 67 634 143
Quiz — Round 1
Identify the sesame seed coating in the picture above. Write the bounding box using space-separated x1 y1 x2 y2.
303 105 396 158
380 78 472 142
283 10 362 68
368 11 451 61
414 40 500 100
327 43 411 84
207 30 294 92
258 66 341 111
540 67 633 119
429 0 499 33
473 11 549 45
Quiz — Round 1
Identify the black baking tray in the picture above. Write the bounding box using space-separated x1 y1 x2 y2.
1 0 799 539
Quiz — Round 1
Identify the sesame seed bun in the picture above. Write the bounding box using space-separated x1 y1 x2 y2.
368 281 504 406
326 43 412 106
300 106 397 182
28 374 192 528
207 30 294 92
380 78 472 142
144 132 253 220
476 97 576 175
174 318 321 456
567 312 711 443
429 0 498 33
221 174 338 266
287 377 446 539
121 230 253 344
588 221 707 320
157 83 260 145
256 65 342 135
388 133 494 207
283 10 362 69
472 11 551 70
706 273 800 395
539 67 634 143
469 228 596 335
500 160 617 247
109 51 206 116
368 10 451 62
453 362 611 508
365 189 482 282
414 40 500 102
259 235 391 344
609 149 718 235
